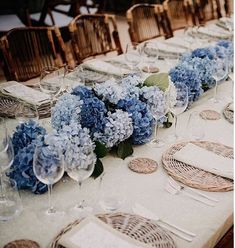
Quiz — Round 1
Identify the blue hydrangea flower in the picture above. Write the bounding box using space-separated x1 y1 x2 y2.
117 98 154 145
72 85 94 99
8 139 47 194
51 93 83 130
217 40 233 49
12 120 46 154
191 47 215 60
93 110 133 148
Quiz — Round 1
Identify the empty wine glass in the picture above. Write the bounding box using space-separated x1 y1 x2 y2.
124 43 141 72
33 145 64 217
0 117 8 153
15 103 39 123
65 151 95 213
149 91 169 148
168 82 189 141
227 53 234 100
0 135 14 203
140 41 159 73
39 66 63 108
210 57 228 103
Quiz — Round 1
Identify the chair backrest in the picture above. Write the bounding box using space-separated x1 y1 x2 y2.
163 0 196 30
0 26 68 81
126 4 173 43
194 0 222 23
68 14 122 64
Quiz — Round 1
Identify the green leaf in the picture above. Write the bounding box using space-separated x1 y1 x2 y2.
94 141 108 158
144 73 169 91
91 158 104 179
116 139 133 159
163 112 174 128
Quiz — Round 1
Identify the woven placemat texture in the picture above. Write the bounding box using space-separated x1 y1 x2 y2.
223 103 233 124
50 213 176 248
162 141 233 192
128 158 158 173
3 239 40 248
200 110 221 120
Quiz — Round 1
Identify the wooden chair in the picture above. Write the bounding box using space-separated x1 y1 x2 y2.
68 14 123 64
162 0 197 30
126 4 173 44
194 0 223 24
0 26 69 82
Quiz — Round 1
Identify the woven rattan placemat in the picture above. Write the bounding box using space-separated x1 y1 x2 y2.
223 103 233 124
0 96 50 119
50 213 176 248
162 141 233 192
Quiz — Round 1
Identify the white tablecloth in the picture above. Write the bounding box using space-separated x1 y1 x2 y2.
0 77 233 247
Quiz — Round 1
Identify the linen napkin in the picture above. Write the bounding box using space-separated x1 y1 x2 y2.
82 59 131 77
58 216 151 248
173 143 233 180
0 81 50 106
196 26 232 39
228 102 234 112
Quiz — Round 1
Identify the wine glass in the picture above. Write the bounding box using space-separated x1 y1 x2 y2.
149 91 169 148
65 149 95 213
124 43 141 72
0 117 8 153
15 103 39 124
140 41 159 73
39 66 63 108
210 57 228 103
0 135 14 203
33 145 64 217
168 82 189 141
226 53 234 100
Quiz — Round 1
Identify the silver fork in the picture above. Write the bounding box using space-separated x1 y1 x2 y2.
168 177 219 203
166 181 216 207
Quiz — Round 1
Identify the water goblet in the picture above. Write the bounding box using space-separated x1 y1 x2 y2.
168 82 189 141
187 111 205 141
210 57 228 103
148 91 169 148
33 145 64 217
39 66 63 108
140 41 159 73
124 43 141 72
15 103 39 124
65 149 95 213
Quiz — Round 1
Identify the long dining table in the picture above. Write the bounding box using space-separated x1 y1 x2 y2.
0 24 234 248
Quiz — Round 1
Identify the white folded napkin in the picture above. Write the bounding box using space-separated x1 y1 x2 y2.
197 26 231 39
59 216 151 248
0 81 50 106
173 143 233 180
228 102 234 112
82 59 131 77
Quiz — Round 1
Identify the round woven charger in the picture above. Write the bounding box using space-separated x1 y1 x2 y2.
3 239 40 248
223 103 233 124
50 213 176 248
162 141 233 192
128 157 158 174
0 97 50 119
200 110 221 120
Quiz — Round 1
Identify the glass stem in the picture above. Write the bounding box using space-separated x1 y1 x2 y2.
174 115 178 137
78 181 83 208
154 123 158 140
213 80 218 101
47 184 55 214
0 172 5 201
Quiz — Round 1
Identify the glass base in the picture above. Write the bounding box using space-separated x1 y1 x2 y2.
99 197 123 212
209 96 221 103
41 206 65 219
0 198 22 221
70 202 93 214
148 138 165 148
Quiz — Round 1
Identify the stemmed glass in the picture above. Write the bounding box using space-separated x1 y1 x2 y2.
39 66 63 109
226 53 234 100
168 82 189 141
149 91 169 148
210 57 228 103
140 41 159 73
15 103 39 123
65 153 95 213
124 43 141 72
33 145 64 217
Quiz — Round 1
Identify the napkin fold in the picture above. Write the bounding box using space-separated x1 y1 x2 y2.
82 59 131 77
0 81 50 106
173 143 233 180
59 216 151 248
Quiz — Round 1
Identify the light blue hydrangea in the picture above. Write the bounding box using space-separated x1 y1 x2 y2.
140 86 166 119
51 93 83 130
93 110 133 148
